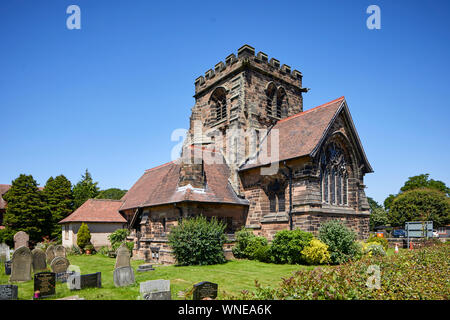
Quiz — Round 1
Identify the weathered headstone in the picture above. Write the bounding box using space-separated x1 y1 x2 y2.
10 246 32 282
140 279 171 300
14 231 29 250
0 243 10 262
34 272 56 298
137 264 154 272
113 266 135 287
115 243 131 269
46 245 55 265
54 245 66 258
4 260 11 275
0 284 18 300
193 281 218 300
50 256 70 273
68 272 101 290
31 248 47 272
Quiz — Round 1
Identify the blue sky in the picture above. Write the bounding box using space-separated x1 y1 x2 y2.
0 0 449 205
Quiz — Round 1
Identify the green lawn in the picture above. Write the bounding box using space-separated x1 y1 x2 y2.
1 255 317 300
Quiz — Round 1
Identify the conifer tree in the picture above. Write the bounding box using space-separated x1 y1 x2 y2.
2 174 50 245
73 169 100 209
42 175 74 240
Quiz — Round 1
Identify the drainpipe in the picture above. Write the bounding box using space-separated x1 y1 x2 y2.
283 161 293 230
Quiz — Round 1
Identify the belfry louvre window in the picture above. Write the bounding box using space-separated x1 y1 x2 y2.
266 82 276 116
210 87 227 122
320 142 349 206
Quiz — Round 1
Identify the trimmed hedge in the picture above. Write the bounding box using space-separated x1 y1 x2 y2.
270 229 313 264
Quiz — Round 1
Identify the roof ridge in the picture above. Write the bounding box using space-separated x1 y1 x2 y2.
277 96 345 124
145 161 175 172
88 198 124 202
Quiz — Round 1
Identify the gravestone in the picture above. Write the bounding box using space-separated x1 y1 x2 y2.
10 246 32 282
137 264 154 272
113 266 135 287
193 281 218 300
31 248 47 272
46 245 55 265
68 272 101 290
34 272 56 298
54 245 66 258
0 284 18 300
4 260 11 275
115 243 131 269
0 243 10 262
14 231 29 249
50 256 70 273
56 271 76 283
140 279 171 300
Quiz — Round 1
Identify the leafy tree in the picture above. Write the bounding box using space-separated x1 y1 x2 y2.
96 188 127 200
77 222 92 249
384 194 396 211
42 175 74 241
389 188 450 227
400 174 449 196
73 169 100 209
108 228 130 251
2 174 50 245
367 197 382 213
318 220 359 264
370 207 390 231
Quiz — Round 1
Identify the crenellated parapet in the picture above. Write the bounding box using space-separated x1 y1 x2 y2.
194 44 307 97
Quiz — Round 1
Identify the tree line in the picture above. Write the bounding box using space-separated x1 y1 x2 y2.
369 173 450 230
0 169 127 246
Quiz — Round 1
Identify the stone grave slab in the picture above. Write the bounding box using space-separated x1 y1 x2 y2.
50 256 70 273
13 231 29 249
34 272 56 298
113 266 135 287
54 245 66 258
115 243 131 269
137 264 155 272
0 284 18 300
4 260 11 275
10 246 32 282
68 272 101 290
56 271 76 283
140 279 171 300
0 243 10 262
193 281 218 300
31 248 47 272
46 245 55 265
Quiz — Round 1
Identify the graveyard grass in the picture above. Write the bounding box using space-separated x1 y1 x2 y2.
0 255 319 300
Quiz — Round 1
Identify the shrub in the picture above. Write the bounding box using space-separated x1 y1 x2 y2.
97 246 110 257
363 243 386 257
232 228 256 259
253 245 271 263
67 245 82 256
108 228 130 251
270 229 313 264
366 234 389 251
301 239 331 265
227 242 450 300
244 236 268 260
168 216 227 266
319 220 359 264
77 223 91 250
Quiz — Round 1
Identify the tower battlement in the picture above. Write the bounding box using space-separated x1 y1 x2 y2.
194 44 306 97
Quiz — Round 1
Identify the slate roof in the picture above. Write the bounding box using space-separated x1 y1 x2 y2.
119 152 249 212
0 184 11 210
59 199 127 224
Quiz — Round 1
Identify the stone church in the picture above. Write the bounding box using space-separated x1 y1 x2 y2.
119 45 373 263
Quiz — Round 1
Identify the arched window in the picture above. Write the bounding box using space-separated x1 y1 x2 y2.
267 180 286 213
320 142 349 206
210 87 227 122
276 87 286 118
266 82 276 116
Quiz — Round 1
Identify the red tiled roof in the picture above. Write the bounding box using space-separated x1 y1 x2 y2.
59 199 127 224
0 184 11 210
240 96 366 170
120 153 249 211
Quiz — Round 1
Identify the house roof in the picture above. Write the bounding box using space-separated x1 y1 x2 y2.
240 96 372 172
0 184 11 210
119 152 249 212
59 199 127 224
